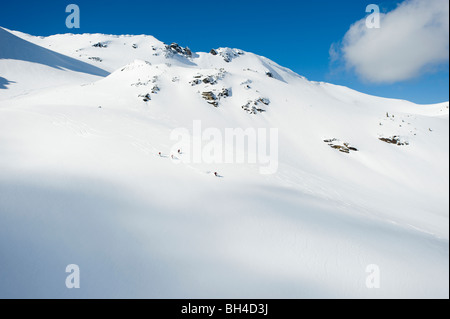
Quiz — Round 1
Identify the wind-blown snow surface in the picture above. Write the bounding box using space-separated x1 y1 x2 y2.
0 27 448 298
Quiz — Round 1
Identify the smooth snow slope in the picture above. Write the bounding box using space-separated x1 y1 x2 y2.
0 28 448 298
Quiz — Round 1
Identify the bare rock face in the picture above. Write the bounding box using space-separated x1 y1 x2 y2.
165 43 192 58
202 76 217 85
218 88 231 98
324 139 358 153
202 91 218 107
88 57 102 62
92 42 108 48
209 48 244 63
189 69 226 87
151 85 160 94
257 97 270 105
138 93 151 102
241 97 270 114
379 136 409 146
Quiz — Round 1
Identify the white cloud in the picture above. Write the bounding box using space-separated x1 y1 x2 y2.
328 43 339 63
333 0 449 83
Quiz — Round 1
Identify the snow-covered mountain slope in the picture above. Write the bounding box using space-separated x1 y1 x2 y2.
0 28 448 298
0 27 109 100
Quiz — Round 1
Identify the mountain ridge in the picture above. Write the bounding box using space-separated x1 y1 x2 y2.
0 26 448 298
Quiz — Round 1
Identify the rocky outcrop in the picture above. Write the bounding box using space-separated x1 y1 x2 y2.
218 88 231 98
257 98 270 105
202 91 218 107
202 76 217 85
136 82 160 102
190 78 202 86
210 48 244 63
189 69 226 86
139 93 151 102
242 98 270 114
165 43 192 58
88 57 102 62
151 85 160 94
324 139 358 153
379 136 409 146
92 42 108 48
200 87 230 108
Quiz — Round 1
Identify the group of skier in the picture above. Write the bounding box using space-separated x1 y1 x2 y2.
158 149 220 177
158 149 182 158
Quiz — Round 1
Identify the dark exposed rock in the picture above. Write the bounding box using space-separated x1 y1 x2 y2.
190 79 202 86
139 93 151 102
266 72 274 78
379 137 397 144
202 92 218 107
198 87 230 107
331 145 350 153
241 97 271 114
165 43 192 58
242 103 265 114
379 136 409 146
218 88 231 98
202 77 216 84
88 57 102 62
344 143 358 152
132 44 138 49
202 91 215 100
151 85 160 94
324 139 358 153
257 98 270 105
190 71 225 86
93 42 108 48
211 48 244 63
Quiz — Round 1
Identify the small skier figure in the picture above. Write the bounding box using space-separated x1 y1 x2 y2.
214 172 218 177
171 155 174 159
158 152 162 157
178 149 182 155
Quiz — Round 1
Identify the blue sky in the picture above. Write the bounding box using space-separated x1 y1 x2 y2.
0 0 448 104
